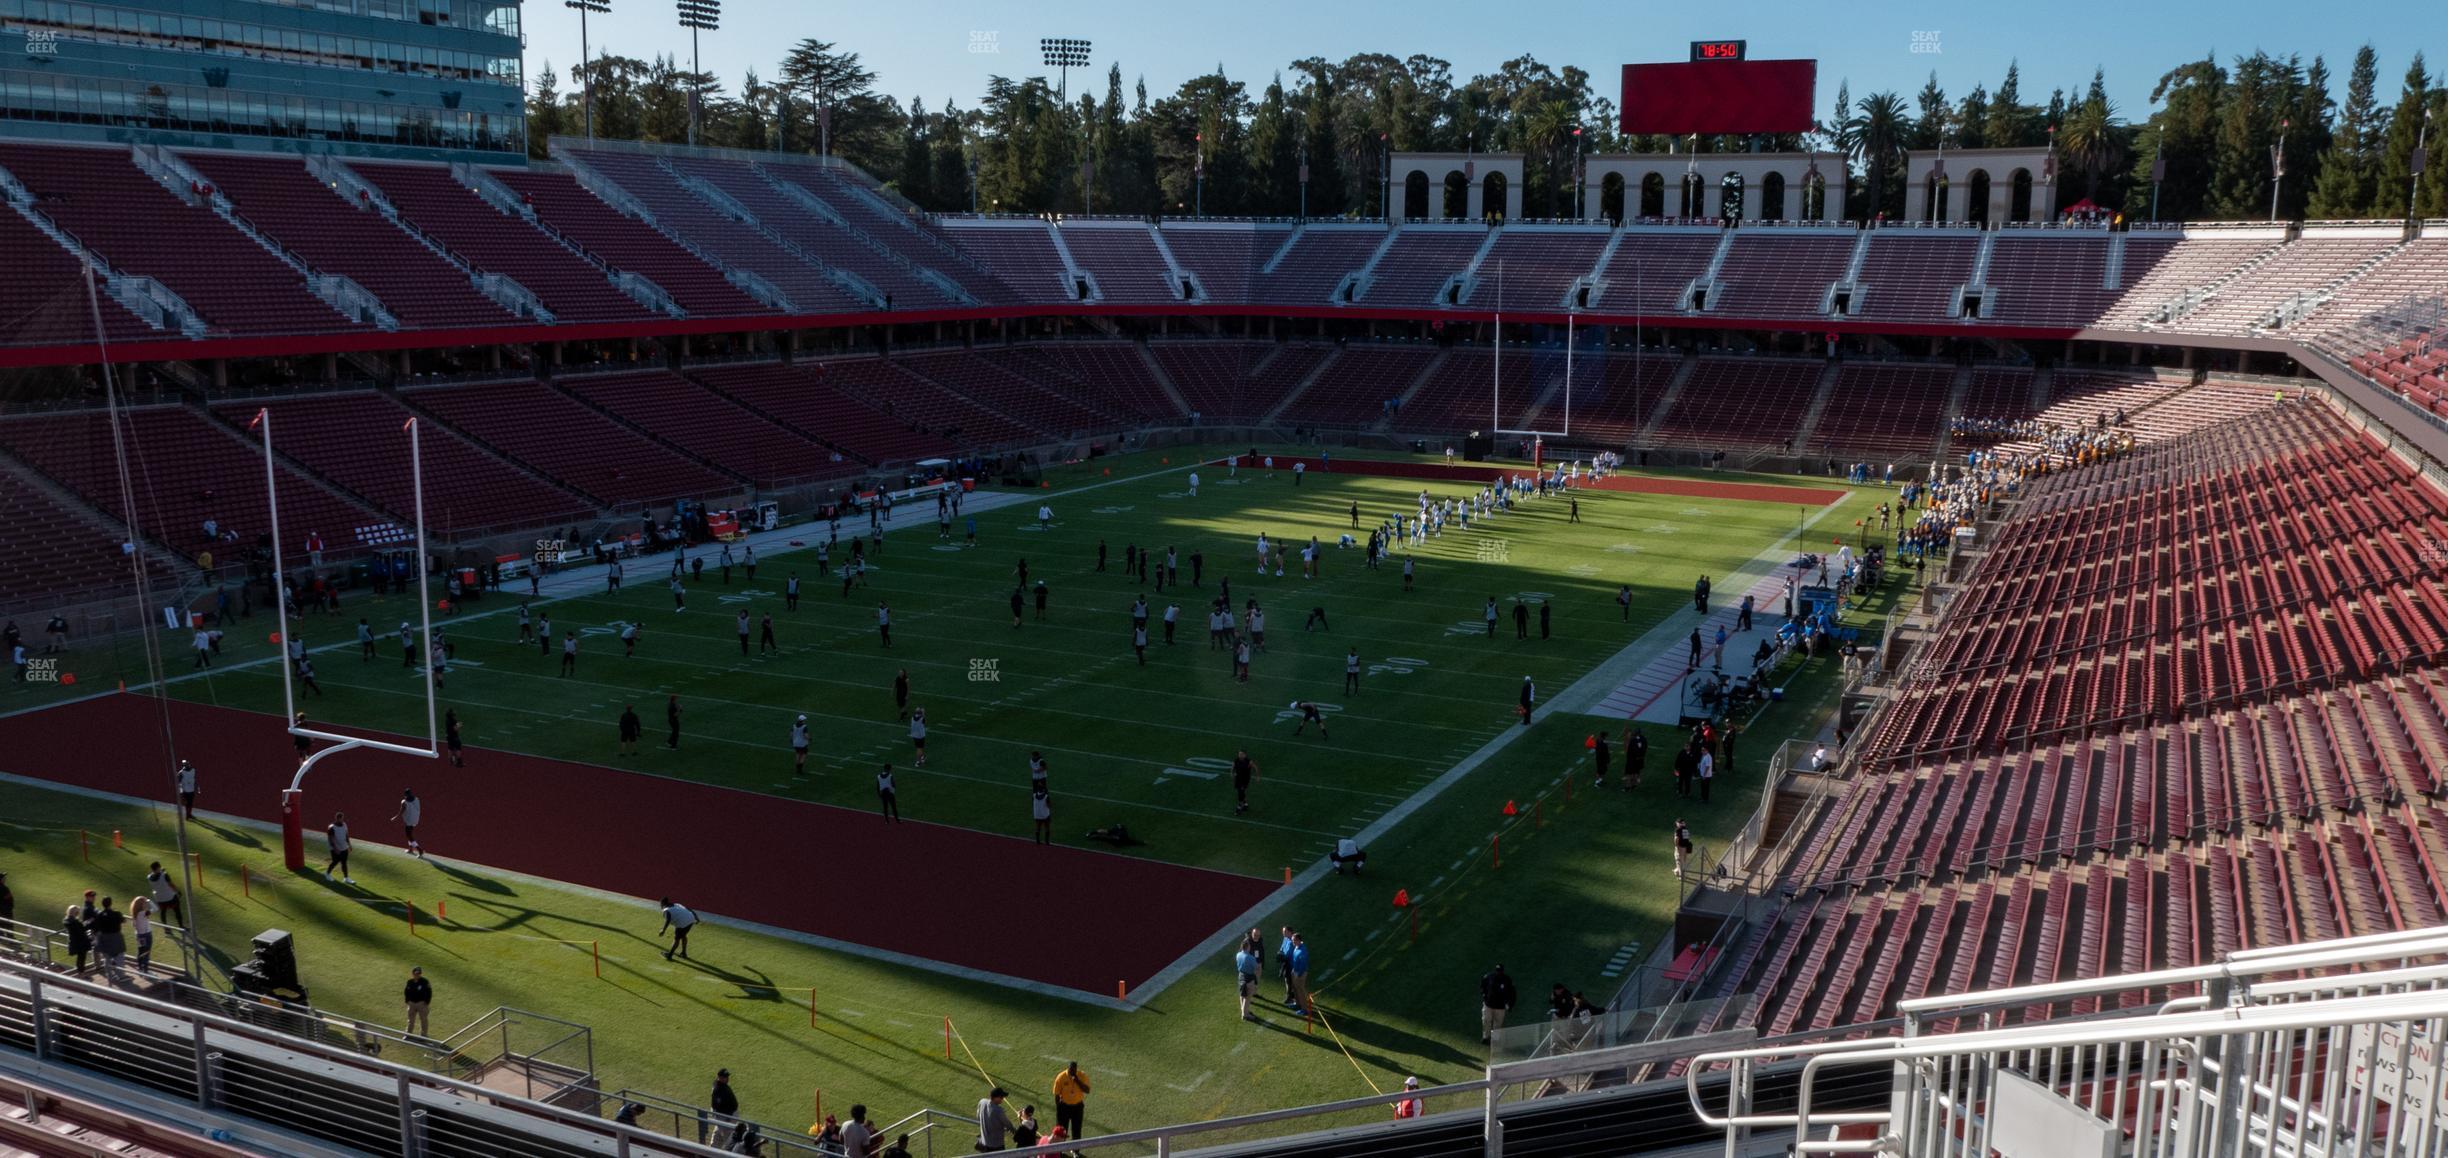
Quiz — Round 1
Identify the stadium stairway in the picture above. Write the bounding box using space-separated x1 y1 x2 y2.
1254 346 1350 426
1128 342 1200 417
538 370 760 485
1629 357 1700 448
1784 362 1843 453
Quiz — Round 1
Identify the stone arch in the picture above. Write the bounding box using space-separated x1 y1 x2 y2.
1718 171 1746 220
1760 171 1788 222
1599 172 1627 224
1442 170 1469 220
1921 171 1951 222
1403 170 1431 220
1480 171 1508 222
1678 169 1705 218
1639 172 1666 218
2009 168 2034 222
1967 169 1992 225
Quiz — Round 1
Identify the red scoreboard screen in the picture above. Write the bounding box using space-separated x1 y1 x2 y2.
1619 58 1817 136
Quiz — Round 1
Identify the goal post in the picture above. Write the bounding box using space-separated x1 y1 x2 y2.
1486 262 1582 442
253 409 439 869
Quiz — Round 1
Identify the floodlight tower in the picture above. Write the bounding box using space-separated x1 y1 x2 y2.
564 0 610 141
1039 37 1091 105
675 0 720 147
1041 38 1092 211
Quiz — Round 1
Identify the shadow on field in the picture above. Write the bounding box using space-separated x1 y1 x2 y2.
427 858 514 895
194 818 266 850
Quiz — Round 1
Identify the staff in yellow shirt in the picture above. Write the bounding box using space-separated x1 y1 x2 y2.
1050 1061 1091 1138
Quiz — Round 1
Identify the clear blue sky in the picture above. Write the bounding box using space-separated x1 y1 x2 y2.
523 0 2428 123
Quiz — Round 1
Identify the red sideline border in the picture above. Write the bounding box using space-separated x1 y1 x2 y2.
0 693 1276 999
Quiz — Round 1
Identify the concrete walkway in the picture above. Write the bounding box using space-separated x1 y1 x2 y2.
1548 500 1852 723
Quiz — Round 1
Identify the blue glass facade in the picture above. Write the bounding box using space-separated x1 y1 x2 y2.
0 0 525 160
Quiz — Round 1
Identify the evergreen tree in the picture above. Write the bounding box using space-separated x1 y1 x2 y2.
1986 63 2030 146
638 55 692 144
2310 46 2383 218
526 62 566 158
1295 61 1345 218
2280 56 2334 219
2208 53 2290 218
1956 85 1991 150
1246 73 1300 216
929 100 972 212
2129 54 2223 220
2372 53 2433 217
1911 72 1949 151
899 96 934 206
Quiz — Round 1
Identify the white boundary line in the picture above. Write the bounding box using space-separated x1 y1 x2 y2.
1120 492 1856 1006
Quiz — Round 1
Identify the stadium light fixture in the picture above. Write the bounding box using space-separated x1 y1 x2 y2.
1040 37 1091 104
675 0 720 147
564 0 610 142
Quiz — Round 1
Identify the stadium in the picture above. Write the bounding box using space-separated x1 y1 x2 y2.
0 1 2444 1154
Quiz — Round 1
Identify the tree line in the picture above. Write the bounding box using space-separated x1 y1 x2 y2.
525 40 2445 223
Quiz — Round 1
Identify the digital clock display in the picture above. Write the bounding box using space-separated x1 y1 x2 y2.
1690 39 1748 61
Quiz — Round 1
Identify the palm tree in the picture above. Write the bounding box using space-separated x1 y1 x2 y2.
1849 91 1913 219
1521 100 1574 217
2057 98 2125 202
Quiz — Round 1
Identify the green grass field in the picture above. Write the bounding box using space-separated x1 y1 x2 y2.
0 446 1902 1142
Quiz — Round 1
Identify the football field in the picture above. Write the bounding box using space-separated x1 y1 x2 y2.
0 446 1892 1137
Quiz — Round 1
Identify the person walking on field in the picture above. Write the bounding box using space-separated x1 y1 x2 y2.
790 715 811 775
1051 1062 1091 1140
876 763 901 822
561 631 579 675
876 601 892 647
1514 598 1529 640
907 707 928 767
618 705 641 756
403 966 433 1037
1672 818 1695 876
391 788 424 858
1031 787 1051 844
657 898 697 960
145 861 183 926
325 812 354 884
1591 729 1612 788
1232 749 1257 814
174 759 198 819
1517 676 1536 727
759 612 778 654
1480 964 1517 1043
1485 596 1499 638
665 694 683 750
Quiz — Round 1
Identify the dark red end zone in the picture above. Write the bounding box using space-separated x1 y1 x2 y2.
1227 455 1845 506
0 694 1275 996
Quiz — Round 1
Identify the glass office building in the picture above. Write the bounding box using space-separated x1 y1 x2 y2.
0 0 525 160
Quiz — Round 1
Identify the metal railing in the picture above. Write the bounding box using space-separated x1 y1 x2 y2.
1686 925 2448 1157
0 953 730 1157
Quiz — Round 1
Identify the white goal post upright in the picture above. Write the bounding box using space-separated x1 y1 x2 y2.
253 409 438 871
1489 260 1574 445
